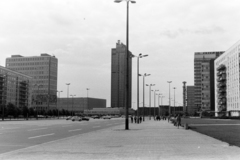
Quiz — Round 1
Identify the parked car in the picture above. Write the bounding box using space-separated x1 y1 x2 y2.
92 115 101 119
81 117 90 121
102 115 111 119
71 116 81 121
66 116 72 120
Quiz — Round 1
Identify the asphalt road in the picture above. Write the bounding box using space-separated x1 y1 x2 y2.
0 118 124 154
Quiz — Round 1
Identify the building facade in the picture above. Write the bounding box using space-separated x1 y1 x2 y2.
194 51 223 112
57 97 106 113
0 66 32 111
215 40 240 117
111 40 132 108
186 86 195 115
5 53 58 111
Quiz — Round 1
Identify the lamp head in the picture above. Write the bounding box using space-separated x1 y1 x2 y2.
114 0 122 3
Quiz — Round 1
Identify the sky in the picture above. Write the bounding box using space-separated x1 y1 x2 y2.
1 0 240 109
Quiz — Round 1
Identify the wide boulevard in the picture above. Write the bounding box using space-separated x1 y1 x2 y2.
0 118 124 155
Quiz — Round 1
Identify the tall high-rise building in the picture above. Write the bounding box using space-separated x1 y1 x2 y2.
194 51 223 112
186 86 195 115
214 40 240 117
111 40 132 108
5 53 58 111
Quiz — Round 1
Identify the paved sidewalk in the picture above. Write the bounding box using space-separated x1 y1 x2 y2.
0 119 240 160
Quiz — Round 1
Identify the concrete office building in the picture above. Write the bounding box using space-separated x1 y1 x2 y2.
186 86 195 115
0 66 32 111
57 97 106 113
5 53 58 111
215 40 240 117
111 40 132 108
194 51 223 112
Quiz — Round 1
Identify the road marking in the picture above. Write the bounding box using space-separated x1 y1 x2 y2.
68 129 82 132
28 133 54 139
62 125 72 127
0 127 20 130
92 126 101 128
28 128 48 131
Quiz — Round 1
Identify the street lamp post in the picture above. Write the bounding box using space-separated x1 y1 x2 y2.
114 0 136 130
66 83 70 113
135 54 148 123
167 81 172 115
160 95 164 116
57 90 63 119
173 87 176 116
152 89 159 120
146 84 155 120
139 73 150 121
70 95 76 116
86 88 90 98
157 93 162 116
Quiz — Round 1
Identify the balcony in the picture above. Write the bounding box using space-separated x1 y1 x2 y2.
217 65 226 71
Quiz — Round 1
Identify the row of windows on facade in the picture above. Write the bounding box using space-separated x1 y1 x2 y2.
0 71 31 80
6 57 57 62
7 62 52 66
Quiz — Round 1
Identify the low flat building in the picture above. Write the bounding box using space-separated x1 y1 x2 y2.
57 97 106 113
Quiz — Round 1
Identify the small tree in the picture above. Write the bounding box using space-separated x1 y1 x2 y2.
22 106 29 118
7 103 16 118
29 108 35 117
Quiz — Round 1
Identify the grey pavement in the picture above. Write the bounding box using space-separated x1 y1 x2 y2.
0 119 240 160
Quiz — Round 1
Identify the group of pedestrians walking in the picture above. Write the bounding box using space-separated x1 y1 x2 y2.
130 115 143 123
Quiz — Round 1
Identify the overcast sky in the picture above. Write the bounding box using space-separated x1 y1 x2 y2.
1 0 240 109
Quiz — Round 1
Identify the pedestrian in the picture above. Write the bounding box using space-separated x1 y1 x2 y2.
130 115 133 123
139 116 142 123
134 116 137 123
176 114 181 129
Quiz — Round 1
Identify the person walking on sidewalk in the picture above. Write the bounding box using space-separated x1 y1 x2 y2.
130 115 133 123
176 114 181 129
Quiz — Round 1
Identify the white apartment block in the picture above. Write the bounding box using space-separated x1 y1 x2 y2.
215 40 240 117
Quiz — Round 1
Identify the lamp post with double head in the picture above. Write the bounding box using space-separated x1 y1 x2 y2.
86 88 90 98
70 95 76 116
133 53 148 123
66 83 70 114
139 73 150 121
160 95 164 116
57 90 63 119
146 84 155 120
167 81 172 115
152 89 159 120
156 93 162 116
114 0 136 130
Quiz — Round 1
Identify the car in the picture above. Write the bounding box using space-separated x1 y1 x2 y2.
71 116 81 121
81 117 90 121
102 115 111 119
92 115 101 119
66 116 72 120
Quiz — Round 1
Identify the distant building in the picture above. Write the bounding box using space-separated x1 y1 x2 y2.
194 51 224 112
111 40 132 108
214 40 240 117
57 97 106 113
5 54 58 111
0 66 32 110
186 86 195 115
